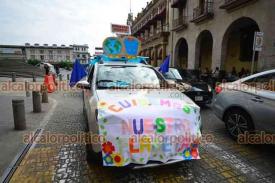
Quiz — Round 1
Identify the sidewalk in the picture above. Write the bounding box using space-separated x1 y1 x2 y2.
0 90 56 176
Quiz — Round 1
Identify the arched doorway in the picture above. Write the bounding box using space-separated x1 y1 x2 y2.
195 30 213 71
175 38 188 69
221 17 260 74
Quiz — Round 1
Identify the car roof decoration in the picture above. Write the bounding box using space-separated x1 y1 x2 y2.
89 36 147 65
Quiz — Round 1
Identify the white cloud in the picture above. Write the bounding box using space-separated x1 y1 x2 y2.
0 0 149 53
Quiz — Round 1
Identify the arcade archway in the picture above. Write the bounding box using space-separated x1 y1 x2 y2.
174 38 188 69
221 17 260 74
195 30 213 71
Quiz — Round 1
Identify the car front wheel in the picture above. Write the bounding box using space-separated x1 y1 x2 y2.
224 109 254 140
86 143 102 164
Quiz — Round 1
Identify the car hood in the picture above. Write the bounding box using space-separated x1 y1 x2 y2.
95 89 201 167
96 89 198 108
175 81 206 92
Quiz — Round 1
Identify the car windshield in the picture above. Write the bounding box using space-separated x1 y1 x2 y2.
178 69 200 81
96 65 164 89
163 68 183 80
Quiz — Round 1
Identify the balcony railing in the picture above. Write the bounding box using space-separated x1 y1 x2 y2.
172 16 188 31
132 0 167 34
171 0 187 8
190 0 214 23
220 0 257 10
141 30 170 46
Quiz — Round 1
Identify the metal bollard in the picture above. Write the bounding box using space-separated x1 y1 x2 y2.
59 74 62 81
41 85 48 103
25 81 30 97
67 74 70 81
12 72 16 82
32 91 41 113
32 73 36 82
12 100 26 130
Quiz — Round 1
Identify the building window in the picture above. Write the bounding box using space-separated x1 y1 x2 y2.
49 50 53 54
66 56 70 60
49 55 53 59
40 50 44 54
30 49 35 54
31 55 35 59
40 55 44 60
57 50 61 54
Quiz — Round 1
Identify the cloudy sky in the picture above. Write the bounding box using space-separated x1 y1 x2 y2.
0 0 148 52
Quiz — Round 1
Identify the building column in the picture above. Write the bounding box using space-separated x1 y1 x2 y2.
188 39 196 69
212 37 223 71
162 44 167 66
258 12 275 71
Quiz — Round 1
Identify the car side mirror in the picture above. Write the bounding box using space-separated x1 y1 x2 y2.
76 80 91 90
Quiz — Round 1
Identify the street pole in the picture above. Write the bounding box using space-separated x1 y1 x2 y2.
25 81 30 97
32 91 41 113
12 100 26 130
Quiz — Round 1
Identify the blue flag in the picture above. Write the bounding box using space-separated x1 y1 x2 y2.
159 55 170 73
69 59 87 87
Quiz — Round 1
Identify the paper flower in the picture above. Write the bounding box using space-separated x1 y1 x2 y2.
183 105 191 114
98 101 108 109
103 154 113 165
102 141 115 154
191 148 199 159
112 153 124 167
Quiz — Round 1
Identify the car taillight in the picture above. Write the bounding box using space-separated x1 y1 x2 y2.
215 86 223 94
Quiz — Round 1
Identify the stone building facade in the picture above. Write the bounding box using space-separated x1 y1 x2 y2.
132 0 170 66
72 44 90 64
133 0 275 73
1 43 90 64
169 0 275 73
25 43 74 63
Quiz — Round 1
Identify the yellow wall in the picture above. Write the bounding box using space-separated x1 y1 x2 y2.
225 33 256 73
177 56 188 69
200 43 212 70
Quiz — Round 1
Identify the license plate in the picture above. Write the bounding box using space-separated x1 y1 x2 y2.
195 96 203 101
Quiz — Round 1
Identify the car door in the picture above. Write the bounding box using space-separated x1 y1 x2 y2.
243 73 275 133
84 65 95 130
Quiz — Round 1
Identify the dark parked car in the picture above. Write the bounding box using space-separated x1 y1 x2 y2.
158 68 213 105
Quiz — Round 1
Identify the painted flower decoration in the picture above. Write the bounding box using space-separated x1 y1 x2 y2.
98 101 107 109
191 148 199 159
103 154 113 165
183 105 191 114
102 141 115 154
183 148 192 160
112 153 124 167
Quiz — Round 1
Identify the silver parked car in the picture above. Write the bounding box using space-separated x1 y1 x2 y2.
213 69 275 139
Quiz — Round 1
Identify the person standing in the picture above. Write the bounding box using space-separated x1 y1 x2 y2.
212 67 220 88
44 64 57 93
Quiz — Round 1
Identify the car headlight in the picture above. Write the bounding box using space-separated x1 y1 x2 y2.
208 85 212 92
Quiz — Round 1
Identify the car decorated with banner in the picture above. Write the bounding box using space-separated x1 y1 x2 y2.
77 36 202 168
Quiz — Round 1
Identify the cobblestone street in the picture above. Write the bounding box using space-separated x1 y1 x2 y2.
7 92 275 183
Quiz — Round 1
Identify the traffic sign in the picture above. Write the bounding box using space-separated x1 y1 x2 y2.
253 32 264 51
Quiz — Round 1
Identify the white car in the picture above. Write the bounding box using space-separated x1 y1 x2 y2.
77 61 202 168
